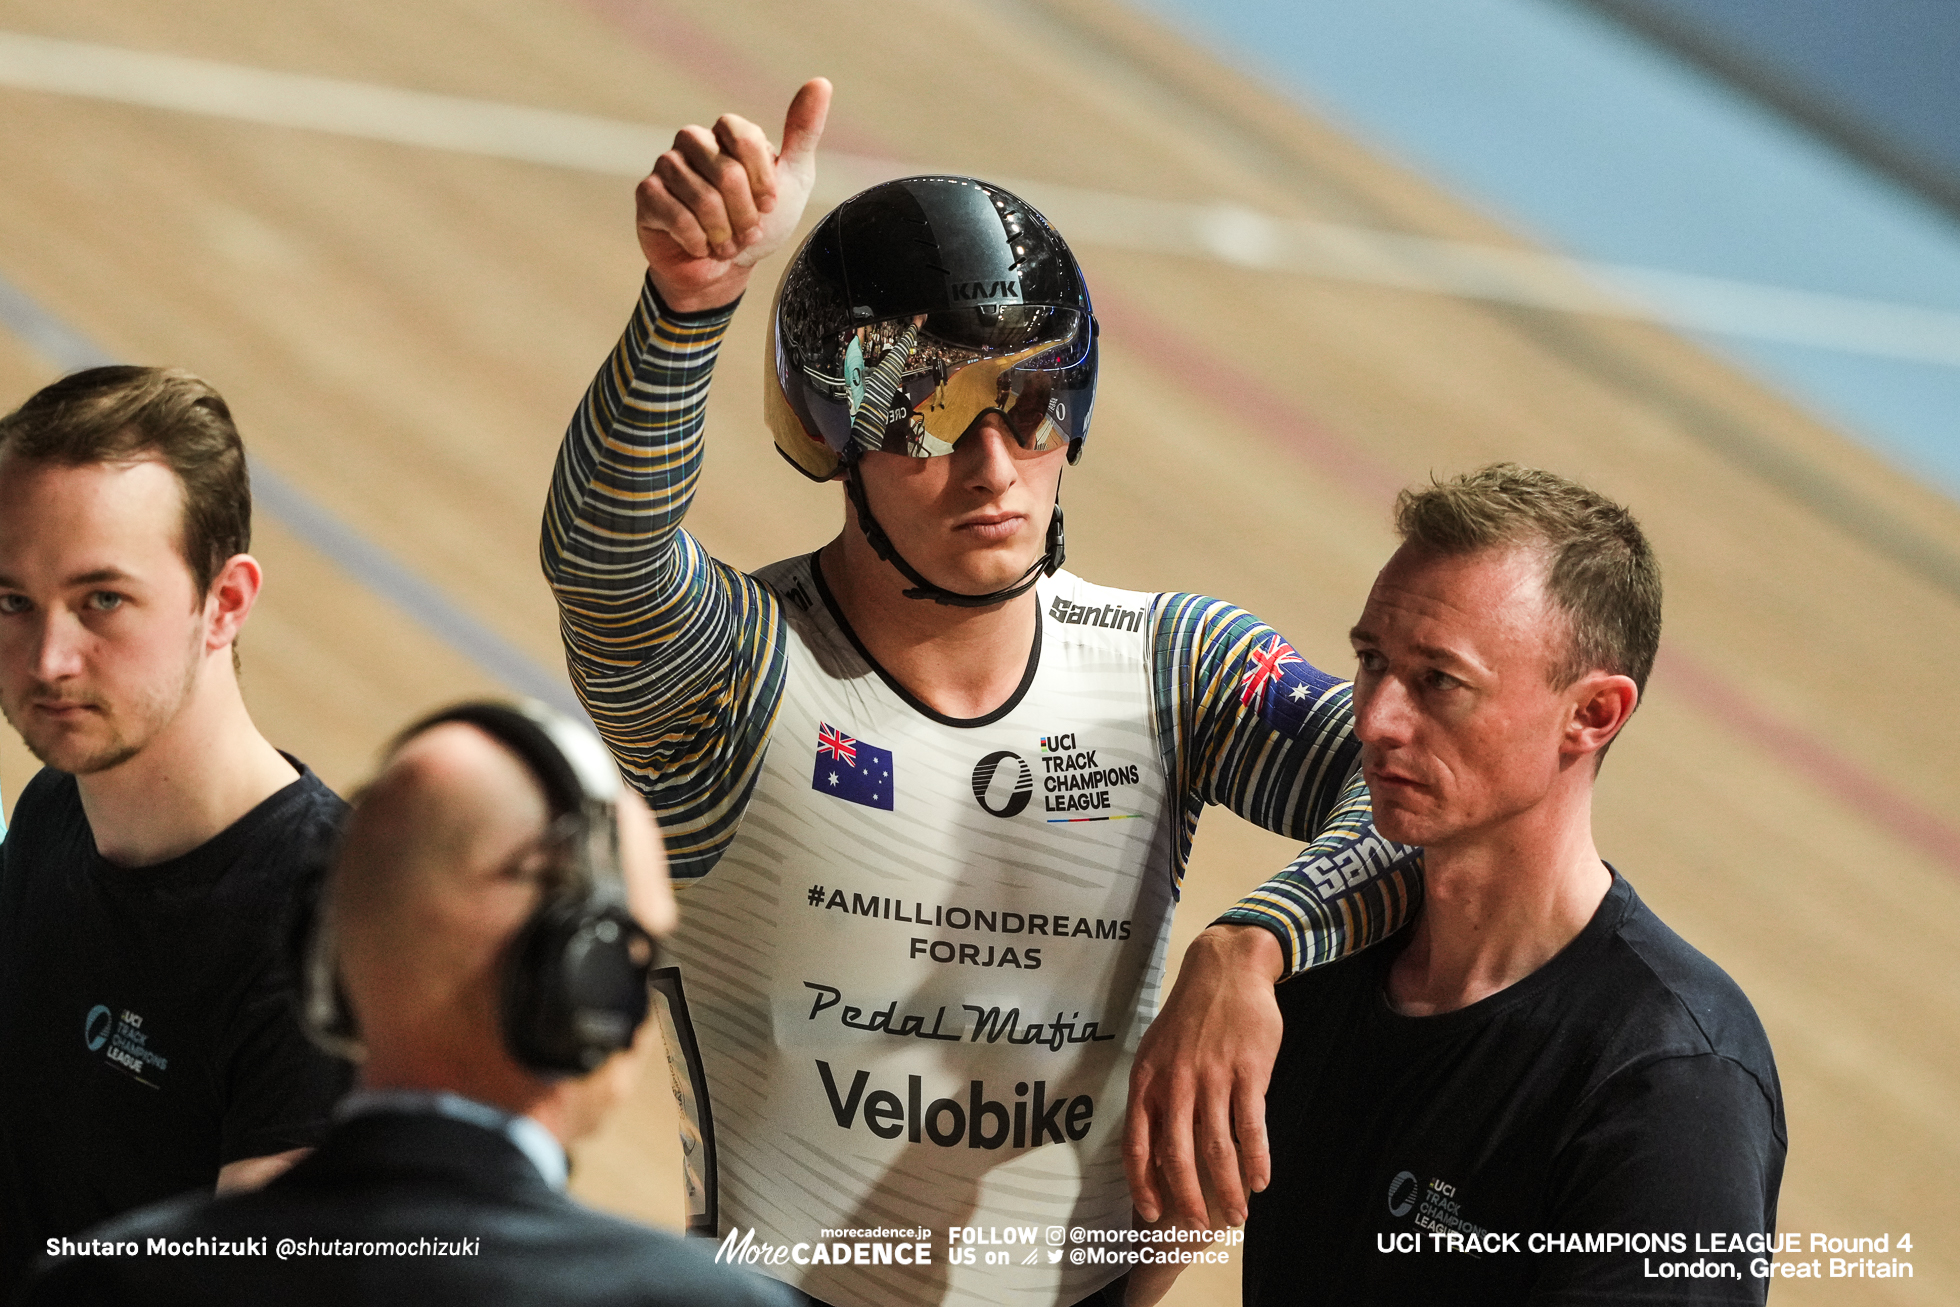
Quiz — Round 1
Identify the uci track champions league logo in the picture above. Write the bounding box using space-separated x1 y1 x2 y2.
85 1003 169 1085
971 732 1143 823
970 751 1034 818
1388 1170 1420 1218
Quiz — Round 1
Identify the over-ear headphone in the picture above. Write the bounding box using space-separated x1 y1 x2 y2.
296 699 659 1076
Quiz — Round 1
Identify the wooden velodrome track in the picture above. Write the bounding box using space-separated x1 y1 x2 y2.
2 1 1956 1302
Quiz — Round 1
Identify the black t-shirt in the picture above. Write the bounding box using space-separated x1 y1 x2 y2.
0 762 354 1296
1245 872 1786 1306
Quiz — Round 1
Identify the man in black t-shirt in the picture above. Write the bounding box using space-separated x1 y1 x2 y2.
0 367 352 1297
1241 466 1784 1306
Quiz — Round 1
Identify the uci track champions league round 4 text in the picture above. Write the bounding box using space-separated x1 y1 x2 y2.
1376 1223 1916 1287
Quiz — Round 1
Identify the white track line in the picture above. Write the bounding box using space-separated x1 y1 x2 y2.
0 31 667 172
5 30 1960 368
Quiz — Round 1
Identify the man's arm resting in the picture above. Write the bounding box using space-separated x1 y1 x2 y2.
1124 923 1284 1228
1126 771 1420 1227
1212 764 1422 977
1136 598 1422 1228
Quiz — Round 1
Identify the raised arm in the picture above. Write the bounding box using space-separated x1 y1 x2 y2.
541 80 830 878
1125 595 1421 1237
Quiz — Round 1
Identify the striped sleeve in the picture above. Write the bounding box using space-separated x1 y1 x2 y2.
1148 593 1422 976
540 277 788 878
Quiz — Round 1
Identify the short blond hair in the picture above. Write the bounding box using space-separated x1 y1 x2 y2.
1394 463 1661 693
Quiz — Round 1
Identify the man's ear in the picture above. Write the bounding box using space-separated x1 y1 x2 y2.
1565 671 1639 759
203 553 264 653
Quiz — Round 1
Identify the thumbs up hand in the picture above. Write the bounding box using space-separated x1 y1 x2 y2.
635 77 832 312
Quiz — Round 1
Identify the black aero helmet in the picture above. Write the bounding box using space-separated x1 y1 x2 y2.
767 175 1098 482
766 176 1096 607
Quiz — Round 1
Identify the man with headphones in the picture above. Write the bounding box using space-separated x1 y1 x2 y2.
23 700 791 1307
542 81 1418 1305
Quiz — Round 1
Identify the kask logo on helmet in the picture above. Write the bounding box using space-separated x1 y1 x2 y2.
946 278 1021 305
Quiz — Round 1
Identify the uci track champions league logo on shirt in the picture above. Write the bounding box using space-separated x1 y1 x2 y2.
971 733 1144 823
85 1003 169 1086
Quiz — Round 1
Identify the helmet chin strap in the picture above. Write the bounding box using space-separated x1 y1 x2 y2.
845 465 1065 608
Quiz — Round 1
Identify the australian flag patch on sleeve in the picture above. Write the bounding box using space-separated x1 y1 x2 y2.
1240 633 1344 738
812 722 894 810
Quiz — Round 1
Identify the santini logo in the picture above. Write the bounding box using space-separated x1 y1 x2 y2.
946 278 1021 305
1048 596 1144 632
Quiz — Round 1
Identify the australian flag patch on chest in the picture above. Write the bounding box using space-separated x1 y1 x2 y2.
812 722 894 810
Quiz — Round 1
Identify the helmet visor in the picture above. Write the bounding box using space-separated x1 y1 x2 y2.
781 305 1095 462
